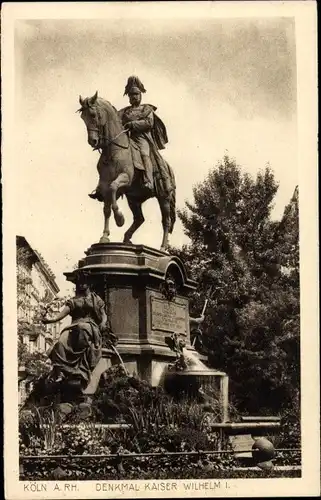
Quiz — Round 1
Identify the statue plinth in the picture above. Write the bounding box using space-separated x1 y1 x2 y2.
64 243 198 389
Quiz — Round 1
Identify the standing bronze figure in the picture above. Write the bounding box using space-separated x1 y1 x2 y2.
78 76 176 251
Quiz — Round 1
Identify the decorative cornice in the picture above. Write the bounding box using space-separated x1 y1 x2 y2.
16 236 60 294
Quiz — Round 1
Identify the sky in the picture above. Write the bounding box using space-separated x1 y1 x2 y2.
13 13 298 295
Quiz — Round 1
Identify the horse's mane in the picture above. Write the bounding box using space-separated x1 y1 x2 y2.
96 97 121 124
96 97 117 112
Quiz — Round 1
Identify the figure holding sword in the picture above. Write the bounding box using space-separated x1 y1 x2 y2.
190 288 212 349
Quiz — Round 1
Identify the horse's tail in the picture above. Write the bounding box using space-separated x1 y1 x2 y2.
166 164 176 234
169 183 176 234
153 155 176 233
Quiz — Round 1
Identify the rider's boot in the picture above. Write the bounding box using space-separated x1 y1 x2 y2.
88 187 103 202
142 155 154 192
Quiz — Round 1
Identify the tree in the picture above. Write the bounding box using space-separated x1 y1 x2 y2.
172 155 300 414
271 186 300 406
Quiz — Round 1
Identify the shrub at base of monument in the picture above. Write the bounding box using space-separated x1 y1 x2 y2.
19 366 298 480
20 364 228 480
20 461 301 481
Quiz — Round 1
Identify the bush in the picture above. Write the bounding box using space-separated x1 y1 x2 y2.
273 392 300 449
20 456 301 481
19 366 223 460
19 364 301 481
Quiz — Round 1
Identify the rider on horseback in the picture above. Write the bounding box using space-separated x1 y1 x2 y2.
89 76 169 200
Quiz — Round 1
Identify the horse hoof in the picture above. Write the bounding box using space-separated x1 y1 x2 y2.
115 211 125 227
99 236 110 244
123 239 133 245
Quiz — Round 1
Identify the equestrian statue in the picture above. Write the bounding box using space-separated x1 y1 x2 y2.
78 76 176 251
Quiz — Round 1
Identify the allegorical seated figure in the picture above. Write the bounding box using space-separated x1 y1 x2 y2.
42 275 109 390
89 75 169 199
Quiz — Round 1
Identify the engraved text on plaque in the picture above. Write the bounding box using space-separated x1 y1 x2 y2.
151 297 187 334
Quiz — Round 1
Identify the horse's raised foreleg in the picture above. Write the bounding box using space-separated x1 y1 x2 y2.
123 197 145 244
99 199 112 243
159 198 171 252
110 173 130 228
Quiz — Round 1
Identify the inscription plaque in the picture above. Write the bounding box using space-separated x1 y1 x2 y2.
229 434 255 458
151 297 187 334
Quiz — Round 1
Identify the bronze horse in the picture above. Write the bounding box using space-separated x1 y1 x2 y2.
78 92 176 251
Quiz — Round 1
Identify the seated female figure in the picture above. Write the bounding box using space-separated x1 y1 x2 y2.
42 278 108 389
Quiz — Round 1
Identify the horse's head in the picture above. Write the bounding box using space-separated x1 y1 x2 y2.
78 91 102 148
78 92 122 149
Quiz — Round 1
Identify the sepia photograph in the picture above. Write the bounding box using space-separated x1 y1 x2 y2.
2 1 319 498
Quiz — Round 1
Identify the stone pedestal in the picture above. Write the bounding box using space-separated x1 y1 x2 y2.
64 243 198 388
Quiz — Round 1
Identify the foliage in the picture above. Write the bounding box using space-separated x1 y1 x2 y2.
171 155 300 417
274 391 301 449
19 412 109 457
19 365 301 480
20 455 301 481
19 366 224 457
19 350 52 379
92 365 221 422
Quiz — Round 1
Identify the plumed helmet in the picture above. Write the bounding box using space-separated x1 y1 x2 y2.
124 76 146 96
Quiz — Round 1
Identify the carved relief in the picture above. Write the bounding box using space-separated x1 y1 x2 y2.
160 275 177 301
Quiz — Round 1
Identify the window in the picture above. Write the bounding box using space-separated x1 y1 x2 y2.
29 339 35 354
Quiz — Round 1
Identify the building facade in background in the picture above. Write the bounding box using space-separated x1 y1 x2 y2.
17 235 63 404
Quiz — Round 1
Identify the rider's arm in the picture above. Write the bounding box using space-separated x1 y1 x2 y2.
129 111 154 133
